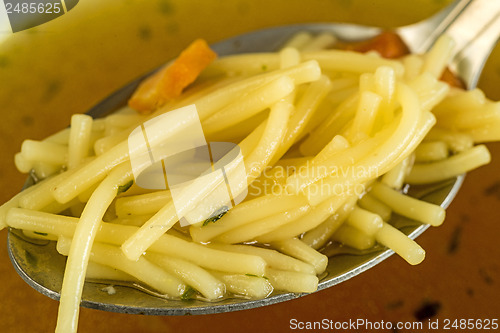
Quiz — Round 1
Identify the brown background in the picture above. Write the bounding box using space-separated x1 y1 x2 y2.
0 0 499 332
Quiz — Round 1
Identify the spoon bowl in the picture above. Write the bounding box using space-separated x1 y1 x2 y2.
7 0 499 315
8 177 463 315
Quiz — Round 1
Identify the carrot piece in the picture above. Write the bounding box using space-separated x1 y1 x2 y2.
129 39 217 113
440 67 466 89
342 31 465 89
128 68 165 113
342 31 410 59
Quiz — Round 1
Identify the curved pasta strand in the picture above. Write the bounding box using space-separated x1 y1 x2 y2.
307 83 422 205
56 162 133 333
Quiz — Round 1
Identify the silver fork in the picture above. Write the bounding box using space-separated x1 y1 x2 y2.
7 0 500 315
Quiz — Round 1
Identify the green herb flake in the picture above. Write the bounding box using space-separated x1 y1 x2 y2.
245 273 268 280
181 286 196 300
42 80 62 103
261 64 268 71
117 180 134 195
34 232 48 236
202 206 229 226
138 25 152 40
158 0 175 15
0 55 9 68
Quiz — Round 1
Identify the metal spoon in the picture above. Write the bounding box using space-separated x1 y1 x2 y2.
7 0 500 315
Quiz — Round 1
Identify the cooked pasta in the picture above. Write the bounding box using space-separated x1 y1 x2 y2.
1 32 500 333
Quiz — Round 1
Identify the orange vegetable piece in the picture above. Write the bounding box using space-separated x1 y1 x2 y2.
440 67 466 89
343 31 465 89
343 31 410 59
129 39 217 113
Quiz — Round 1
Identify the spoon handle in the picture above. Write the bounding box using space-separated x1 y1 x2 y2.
400 0 500 88
446 0 500 88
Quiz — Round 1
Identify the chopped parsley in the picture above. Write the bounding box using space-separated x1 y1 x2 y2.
202 206 229 226
245 273 268 280
138 26 152 40
117 180 134 195
158 0 175 15
0 55 9 68
181 286 196 300
33 231 48 236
